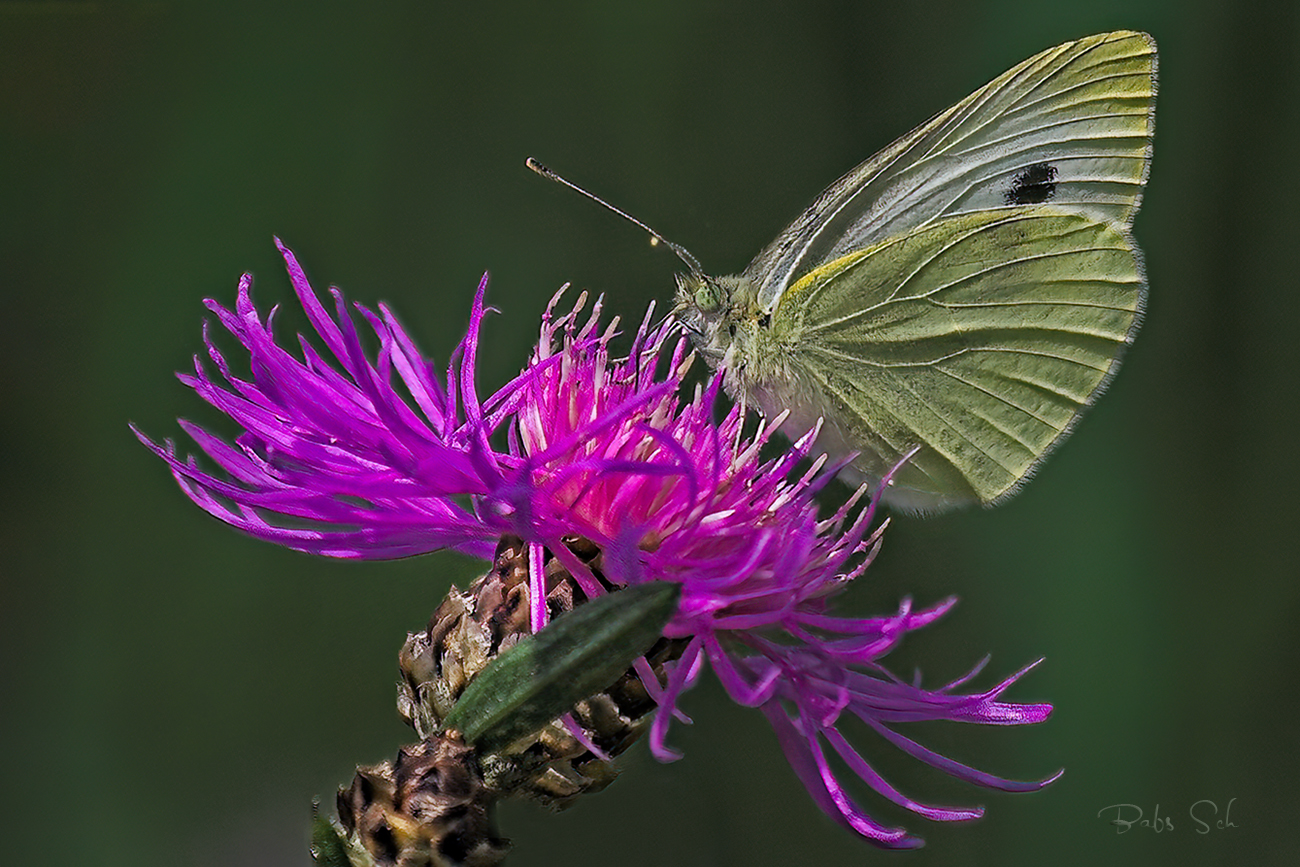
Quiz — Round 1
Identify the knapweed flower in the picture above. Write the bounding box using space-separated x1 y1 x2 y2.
136 241 1059 850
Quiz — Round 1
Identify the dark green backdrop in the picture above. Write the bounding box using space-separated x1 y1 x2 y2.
4 2 1295 865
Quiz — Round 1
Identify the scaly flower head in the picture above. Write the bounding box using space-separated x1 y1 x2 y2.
136 241 1058 848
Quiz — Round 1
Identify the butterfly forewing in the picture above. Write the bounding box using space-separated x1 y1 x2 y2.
749 31 1155 313
775 209 1143 510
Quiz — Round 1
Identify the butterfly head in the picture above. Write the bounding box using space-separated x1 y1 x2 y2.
676 269 764 374
674 272 737 363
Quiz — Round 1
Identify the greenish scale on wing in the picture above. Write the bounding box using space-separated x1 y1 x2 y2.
769 209 1142 506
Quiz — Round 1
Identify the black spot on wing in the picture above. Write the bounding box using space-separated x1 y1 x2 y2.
1005 162 1058 205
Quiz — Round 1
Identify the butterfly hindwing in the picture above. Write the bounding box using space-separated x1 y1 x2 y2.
771 208 1144 510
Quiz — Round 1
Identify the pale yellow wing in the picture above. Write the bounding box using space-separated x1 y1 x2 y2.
770 208 1143 511
748 31 1156 313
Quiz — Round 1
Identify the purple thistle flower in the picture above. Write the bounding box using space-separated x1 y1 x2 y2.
135 241 1059 848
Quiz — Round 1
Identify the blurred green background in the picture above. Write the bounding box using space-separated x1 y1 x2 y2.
3 1 1295 865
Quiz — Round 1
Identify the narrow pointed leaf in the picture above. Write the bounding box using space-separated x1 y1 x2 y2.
443 582 681 753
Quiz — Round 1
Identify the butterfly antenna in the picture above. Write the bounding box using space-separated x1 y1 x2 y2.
526 157 705 278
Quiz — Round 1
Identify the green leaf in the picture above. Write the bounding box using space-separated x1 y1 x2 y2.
442 581 681 754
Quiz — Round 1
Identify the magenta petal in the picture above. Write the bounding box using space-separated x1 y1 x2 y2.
703 634 779 707
822 727 984 822
648 637 704 761
760 702 923 849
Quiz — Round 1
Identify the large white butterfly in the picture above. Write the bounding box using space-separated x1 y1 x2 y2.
537 31 1156 512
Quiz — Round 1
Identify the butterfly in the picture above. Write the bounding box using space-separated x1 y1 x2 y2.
534 31 1156 513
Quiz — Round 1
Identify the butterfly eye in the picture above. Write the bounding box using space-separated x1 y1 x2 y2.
694 282 723 313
